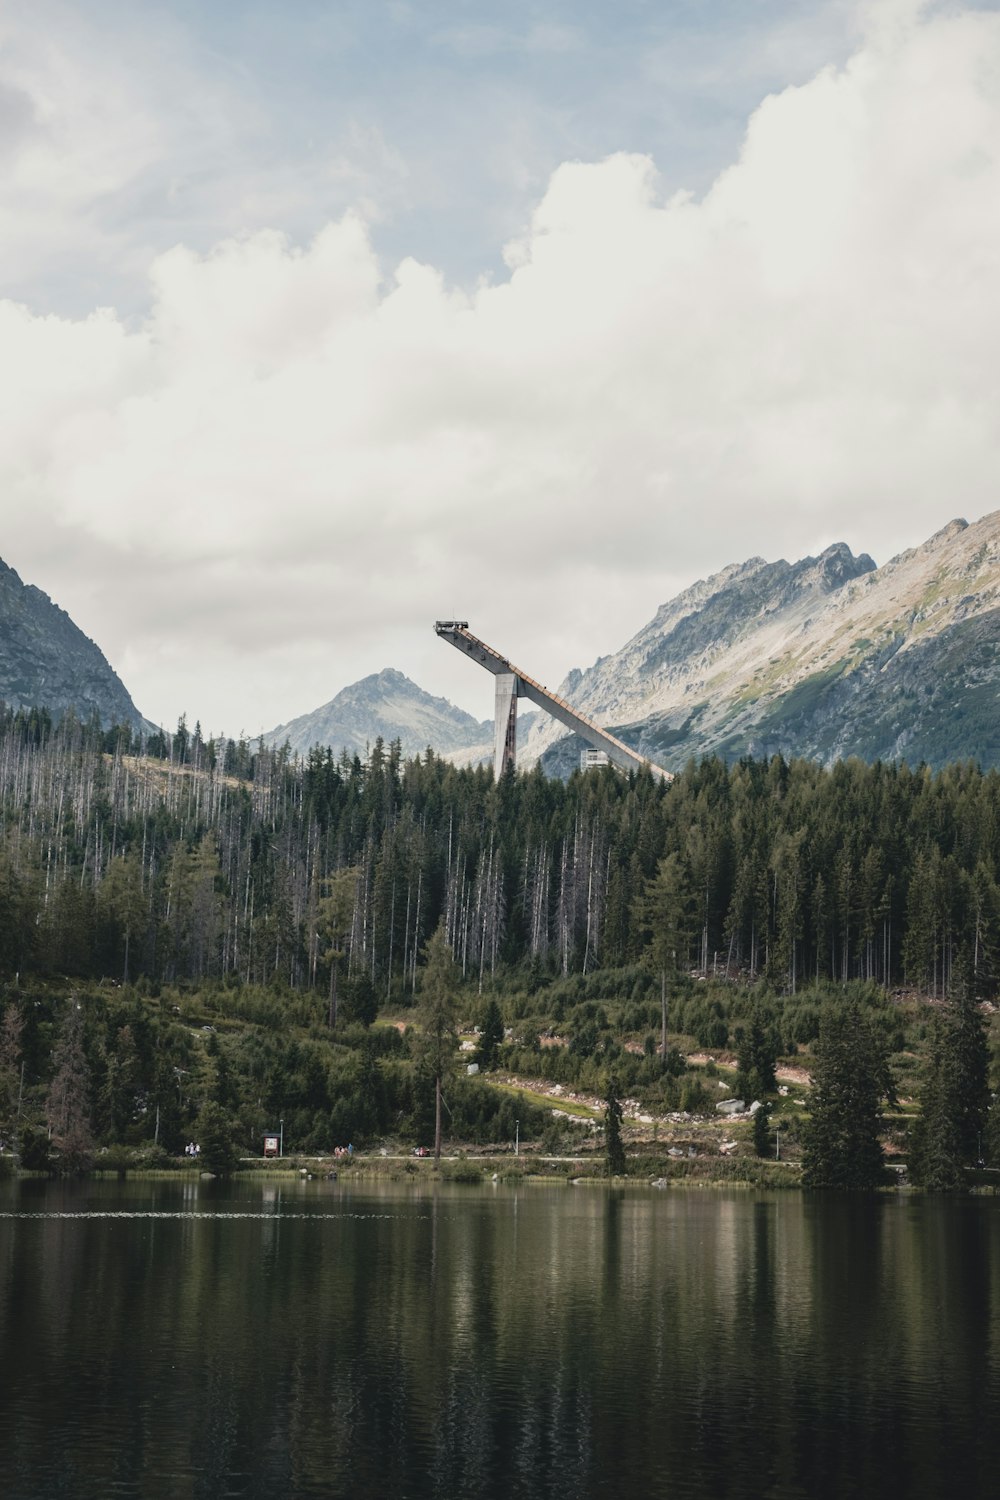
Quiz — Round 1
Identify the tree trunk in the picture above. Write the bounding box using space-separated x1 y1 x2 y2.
434 1072 442 1165
328 959 338 1030
660 969 667 1069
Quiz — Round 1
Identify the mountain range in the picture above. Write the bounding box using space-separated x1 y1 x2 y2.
523 513 1000 774
8 509 1000 771
263 511 1000 774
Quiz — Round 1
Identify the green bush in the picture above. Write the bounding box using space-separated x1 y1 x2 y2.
679 1075 713 1115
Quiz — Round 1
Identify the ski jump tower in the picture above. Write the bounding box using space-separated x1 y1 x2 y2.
434 621 672 783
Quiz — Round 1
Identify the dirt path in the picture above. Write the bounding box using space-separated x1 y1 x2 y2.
685 1051 812 1087
493 1072 744 1132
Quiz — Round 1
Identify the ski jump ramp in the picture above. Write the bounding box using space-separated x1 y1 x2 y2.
434 621 672 784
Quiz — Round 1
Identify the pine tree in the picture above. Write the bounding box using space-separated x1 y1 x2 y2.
355 1035 385 1139
475 998 505 1071
736 1001 778 1100
317 867 359 1029
802 1002 890 1190
196 1101 238 1176
753 1101 772 1158
950 988 990 1161
605 1074 626 1177
100 1023 141 1139
97 854 148 984
909 989 989 1190
635 851 688 1067
46 1000 94 1175
417 921 459 1163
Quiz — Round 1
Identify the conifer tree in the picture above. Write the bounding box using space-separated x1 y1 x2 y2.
46 1000 94 1175
636 852 688 1067
196 1100 238 1176
100 1022 141 1139
417 921 459 1163
909 988 989 1189
736 1001 778 1101
950 987 990 1161
802 1002 890 1190
605 1074 626 1177
753 1101 772 1158
475 998 505 1071
317 868 359 1029
355 1035 385 1138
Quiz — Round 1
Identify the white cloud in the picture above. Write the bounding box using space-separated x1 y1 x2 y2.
3 1 1000 736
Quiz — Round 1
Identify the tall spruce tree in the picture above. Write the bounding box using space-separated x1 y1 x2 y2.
753 1100 772 1158
636 852 690 1068
736 1001 778 1100
909 989 989 1189
950 988 990 1161
802 1002 890 1190
196 1101 238 1177
605 1075 626 1177
417 921 459 1164
475 999 505 1071
46 1000 94 1175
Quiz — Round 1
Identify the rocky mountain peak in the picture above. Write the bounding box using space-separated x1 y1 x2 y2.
264 668 493 761
929 517 970 545
0 555 144 728
811 542 877 588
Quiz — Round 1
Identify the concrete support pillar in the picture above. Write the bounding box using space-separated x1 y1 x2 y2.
494 673 518 781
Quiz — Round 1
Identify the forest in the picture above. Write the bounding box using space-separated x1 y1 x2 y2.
0 704 998 1180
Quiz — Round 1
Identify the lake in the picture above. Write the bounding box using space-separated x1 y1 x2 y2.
0 1176 998 1499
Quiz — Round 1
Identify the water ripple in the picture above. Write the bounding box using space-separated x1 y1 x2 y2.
0 1210 424 1220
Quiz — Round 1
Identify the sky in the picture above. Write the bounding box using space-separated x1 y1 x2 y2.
2 0 1000 737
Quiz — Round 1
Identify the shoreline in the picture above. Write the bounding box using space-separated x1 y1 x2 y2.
5 1151 805 1190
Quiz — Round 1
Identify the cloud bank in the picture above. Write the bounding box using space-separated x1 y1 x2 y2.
2 1 1000 733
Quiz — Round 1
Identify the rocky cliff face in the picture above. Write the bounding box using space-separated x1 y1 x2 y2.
524 512 1000 774
0 557 145 728
264 667 495 761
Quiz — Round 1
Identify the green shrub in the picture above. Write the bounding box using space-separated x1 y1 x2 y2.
679 1075 713 1115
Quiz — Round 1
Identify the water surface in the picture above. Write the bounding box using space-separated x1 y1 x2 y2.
0 1177 997 1499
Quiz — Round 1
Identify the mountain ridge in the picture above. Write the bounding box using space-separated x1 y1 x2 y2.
524 511 1000 773
11 510 1000 774
0 556 145 729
